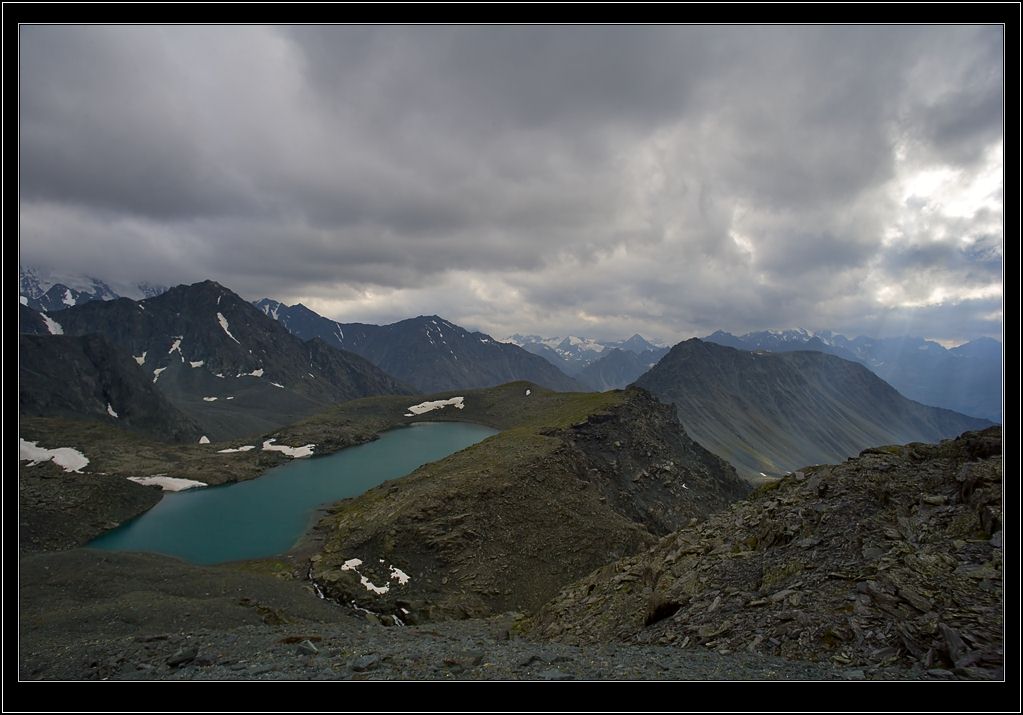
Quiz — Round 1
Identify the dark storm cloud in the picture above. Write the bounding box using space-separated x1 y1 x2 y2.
19 25 1003 344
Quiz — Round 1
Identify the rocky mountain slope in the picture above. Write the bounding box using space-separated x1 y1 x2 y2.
43 281 412 440
576 347 669 391
309 385 751 623
19 334 203 442
19 303 53 335
634 339 993 477
255 300 582 393
530 427 1003 680
704 329 1002 423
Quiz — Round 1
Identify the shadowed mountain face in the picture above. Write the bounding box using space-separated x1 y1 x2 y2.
576 347 670 391
634 339 993 477
40 281 412 440
19 304 52 335
255 300 583 393
704 329 1002 423
19 334 203 442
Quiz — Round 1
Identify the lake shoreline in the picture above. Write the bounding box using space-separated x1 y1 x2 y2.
86 422 498 565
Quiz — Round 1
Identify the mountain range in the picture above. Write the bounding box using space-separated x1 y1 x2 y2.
254 299 583 393
506 333 665 377
634 339 993 478
20 281 412 441
704 329 1002 423
20 266 167 313
18 271 999 474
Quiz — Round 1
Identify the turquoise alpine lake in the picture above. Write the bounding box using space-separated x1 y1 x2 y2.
87 422 498 565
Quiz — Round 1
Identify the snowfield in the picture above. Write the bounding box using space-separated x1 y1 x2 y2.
262 438 315 458
404 397 465 416
20 438 89 473
127 475 207 492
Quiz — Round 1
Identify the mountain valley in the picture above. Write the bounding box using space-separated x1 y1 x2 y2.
17 276 1004 685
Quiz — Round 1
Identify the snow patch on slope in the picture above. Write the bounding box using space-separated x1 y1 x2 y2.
217 312 240 344
41 314 63 335
168 336 183 360
340 557 392 595
128 475 207 492
20 438 89 473
404 396 465 416
262 438 315 458
106 403 118 418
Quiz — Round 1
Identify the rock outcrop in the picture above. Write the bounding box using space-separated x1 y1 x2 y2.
530 427 1003 680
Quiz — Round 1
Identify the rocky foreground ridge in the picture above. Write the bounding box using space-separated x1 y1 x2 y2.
530 427 1003 679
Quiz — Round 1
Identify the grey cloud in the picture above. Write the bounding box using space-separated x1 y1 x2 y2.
18 25 1003 346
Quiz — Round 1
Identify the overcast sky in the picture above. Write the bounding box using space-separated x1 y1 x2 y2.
19 25 1003 345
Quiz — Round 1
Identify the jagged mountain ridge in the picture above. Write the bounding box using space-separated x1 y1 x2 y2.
703 329 1002 422
634 339 993 478
507 333 664 376
41 281 413 440
19 333 203 442
254 299 583 393
20 266 168 312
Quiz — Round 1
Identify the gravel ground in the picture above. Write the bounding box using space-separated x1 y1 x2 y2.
19 550 920 683
27 612 904 682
